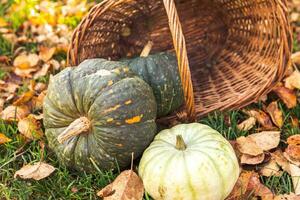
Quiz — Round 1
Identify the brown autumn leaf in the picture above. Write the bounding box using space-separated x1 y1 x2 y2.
285 144 300 169
237 117 256 131
0 98 4 113
0 133 12 144
273 193 299 200
227 171 274 200
34 82 47 93
236 136 263 156
259 159 282 177
13 53 40 69
248 131 280 151
226 171 253 199
248 172 274 198
292 51 300 65
290 164 300 195
272 150 291 174
12 90 35 106
1 105 30 121
273 86 297 109
14 66 38 78
241 153 265 165
14 162 55 180
291 116 299 129
266 101 283 128
0 55 9 63
245 109 274 130
33 63 51 79
31 90 46 111
285 70 300 90
39 46 56 62
97 170 144 200
49 59 61 70
18 115 43 140
288 135 300 146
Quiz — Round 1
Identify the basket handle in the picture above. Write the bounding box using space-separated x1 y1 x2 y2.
163 0 196 121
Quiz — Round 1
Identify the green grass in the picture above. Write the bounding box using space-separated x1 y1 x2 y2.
0 104 296 199
0 120 118 200
0 68 8 80
0 35 13 56
261 172 293 195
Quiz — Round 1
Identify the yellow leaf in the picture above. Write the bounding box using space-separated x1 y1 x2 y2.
13 91 35 106
18 115 43 140
0 133 12 144
266 101 283 128
285 70 300 90
39 46 56 62
0 17 8 27
1 105 30 121
273 86 297 109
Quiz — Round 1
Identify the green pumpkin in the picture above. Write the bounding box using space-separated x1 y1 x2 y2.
43 58 157 172
139 123 240 200
123 52 184 117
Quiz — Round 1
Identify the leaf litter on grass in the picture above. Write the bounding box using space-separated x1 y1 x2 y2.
2 0 300 199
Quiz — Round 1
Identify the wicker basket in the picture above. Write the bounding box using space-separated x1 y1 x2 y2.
68 0 292 122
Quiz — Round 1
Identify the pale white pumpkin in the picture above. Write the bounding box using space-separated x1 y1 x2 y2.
138 123 240 200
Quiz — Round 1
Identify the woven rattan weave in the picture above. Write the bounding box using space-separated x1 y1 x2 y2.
68 0 292 122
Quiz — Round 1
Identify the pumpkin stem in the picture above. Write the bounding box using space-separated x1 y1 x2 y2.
140 41 153 57
57 117 91 144
175 135 187 151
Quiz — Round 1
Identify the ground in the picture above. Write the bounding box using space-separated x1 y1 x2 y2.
1 0 300 199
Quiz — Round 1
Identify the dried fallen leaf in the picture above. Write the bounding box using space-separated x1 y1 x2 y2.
227 171 253 199
18 115 43 140
236 136 263 156
291 116 299 129
285 70 300 90
245 109 274 130
241 153 265 165
39 46 56 62
31 90 46 111
0 98 4 113
273 193 299 200
290 164 300 195
0 133 12 144
12 90 35 106
292 51 300 65
14 67 38 78
237 117 256 131
248 172 274 198
14 162 55 180
248 131 280 151
273 86 297 109
272 150 291 174
0 55 9 63
1 105 30 121
13 53 40 69
34 82 47 93
259 159 282 177
97 170 144 200
286 144 300 161
227 171 274 200
34 63 51 79
266 101 283 128
0 17 8 27
288 135 300 146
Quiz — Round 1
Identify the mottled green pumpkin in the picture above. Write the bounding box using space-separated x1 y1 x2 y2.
123 52 184 117
43 58 157 172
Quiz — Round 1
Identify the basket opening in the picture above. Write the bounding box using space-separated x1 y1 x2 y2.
75 0 288 116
